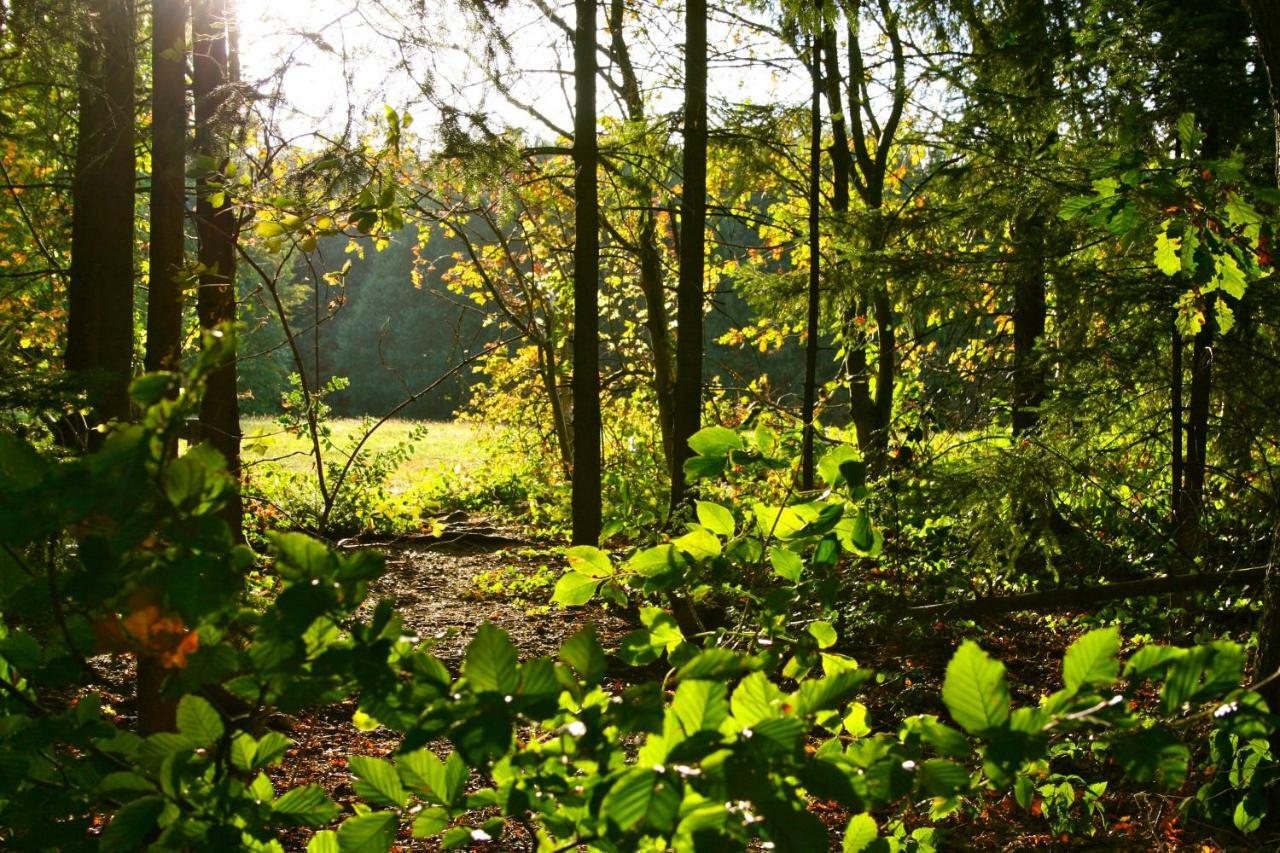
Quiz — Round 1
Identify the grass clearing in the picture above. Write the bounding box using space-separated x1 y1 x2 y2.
241 417 487 491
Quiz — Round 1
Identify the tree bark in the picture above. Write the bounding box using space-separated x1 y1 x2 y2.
193 0 242 537
66 0 136 446
801 33 822 490
670 0 708 511
608 0 676 471
1175 303 1213 557
145 0 187 377
1010 210 1047 437
571 0 602 545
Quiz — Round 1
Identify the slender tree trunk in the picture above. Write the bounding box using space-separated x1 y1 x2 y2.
1171 322 1183 515
1175 304 1213 557
138 0 188 737
608 0 677 470
670 0 708 511
801 34 822 490
1010 210 1047 437
145 0 186 376
571 0 602 545
193 0 242 537
67 0 136 446
639 215 677 467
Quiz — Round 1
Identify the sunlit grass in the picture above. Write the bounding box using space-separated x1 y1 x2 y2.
241 417 486 491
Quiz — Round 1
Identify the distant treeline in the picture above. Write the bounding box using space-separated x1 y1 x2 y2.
238 224 824 421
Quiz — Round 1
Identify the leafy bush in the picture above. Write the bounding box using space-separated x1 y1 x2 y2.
0 360 1273 851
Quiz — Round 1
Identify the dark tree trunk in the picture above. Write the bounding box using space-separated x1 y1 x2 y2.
570 0 602 545
138 0 188 737
1010 210 1047 437
67 0 136 446
1171 322 1183 516
1175 304 1213 558
145 0 187 377
193 0 242 537
670 0 708 511
801 34 822 490
639 215 677 468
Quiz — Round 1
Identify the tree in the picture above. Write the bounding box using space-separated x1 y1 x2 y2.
145 0 187 376
570 0 602 545
823 0 907 466
670 0 708 510
801 29 822 490
193 0 243 535
66 0 136 445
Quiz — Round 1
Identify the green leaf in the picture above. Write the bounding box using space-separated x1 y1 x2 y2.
671 679 729 736
336 811 397 853
1214 252 1247 299
672 528 722 561
552 571 598 606
176 695 224 747
100 796 165 852
400 749 468 806
566 546 612 578
129 373 178 406
817 445 860 487
732 671 785 727
676 647 751 680
350 755 408 808
628 544 687 577
274 784 342 827
1063 627 1121 692
842 813 879 853
684 455 726 481
793 669 870 715
688 426 742 457
1154 225 1181 276
916 758 969 797
412 807 451 837
1113 726 1189 789
942 641 1010 734
1234 791 1267 834
696 501 736 537
254 731 293 768
1057 195 1094 221
808 621 838 650
307 830 339 853
602 768 680 832
770 546 803 582
559 624 606 685
462 623 519 694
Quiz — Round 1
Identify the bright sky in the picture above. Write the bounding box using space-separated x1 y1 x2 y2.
235 0 812 146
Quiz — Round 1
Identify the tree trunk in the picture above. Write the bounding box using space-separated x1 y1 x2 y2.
193 0 242 537
1171 322 1183 517
638 214 677 468
1010 210 1047 437
66 0 136 446
145 0 187 377
801 34 822 490
608 0 676 470
570 0 602 545
1174 303 1213 558
670 0 708 511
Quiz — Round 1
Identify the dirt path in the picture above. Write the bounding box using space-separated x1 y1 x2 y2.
274 532 630 851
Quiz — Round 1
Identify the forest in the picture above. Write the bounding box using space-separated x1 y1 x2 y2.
1 0 1279 849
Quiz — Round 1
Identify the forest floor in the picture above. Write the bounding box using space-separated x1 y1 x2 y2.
256 520 1264 853
80 513 1265 851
